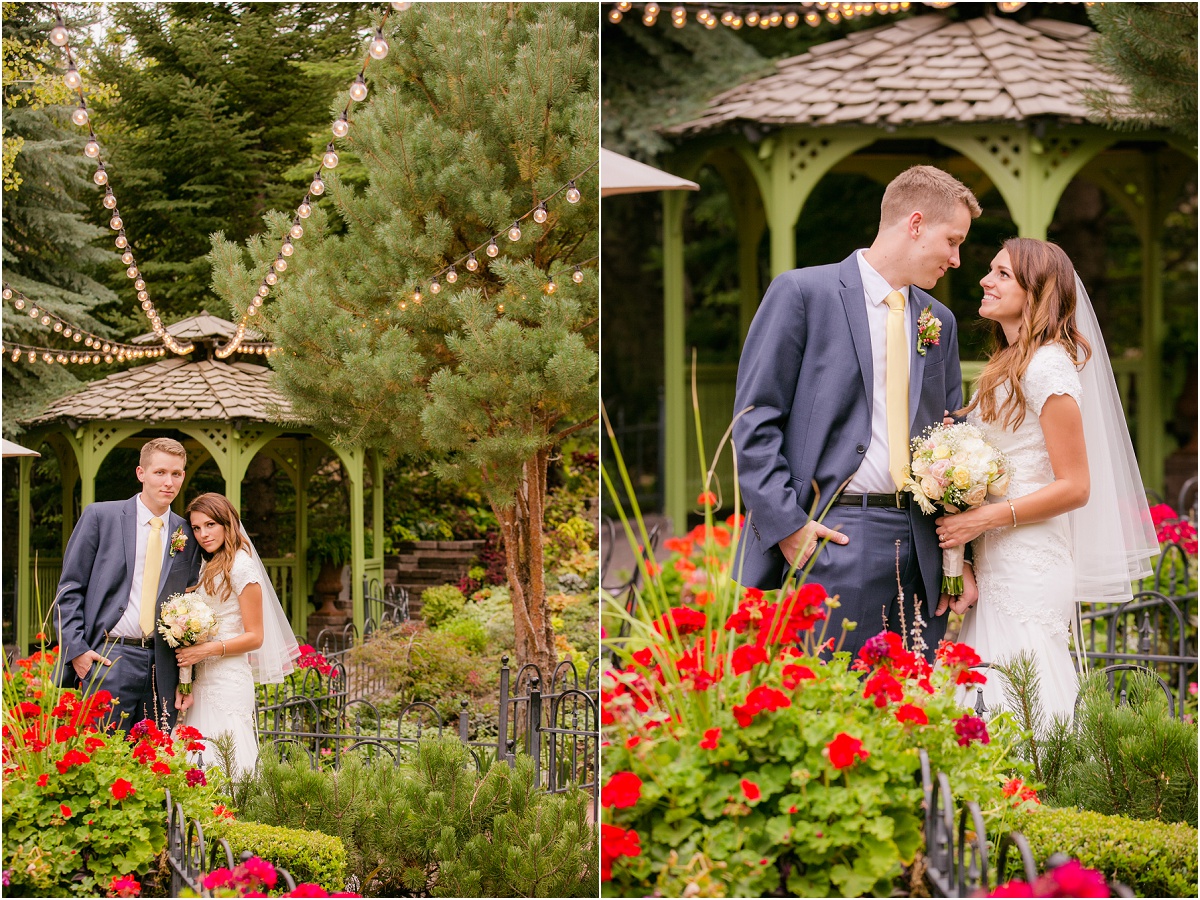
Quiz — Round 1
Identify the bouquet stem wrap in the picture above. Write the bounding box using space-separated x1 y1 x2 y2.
941 521 965 595
178 663 195 695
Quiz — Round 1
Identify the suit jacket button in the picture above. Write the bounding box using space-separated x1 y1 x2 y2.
856 443 866 453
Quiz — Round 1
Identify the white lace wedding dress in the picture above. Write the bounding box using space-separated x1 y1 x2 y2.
184 549 260 777
958 344 1082 723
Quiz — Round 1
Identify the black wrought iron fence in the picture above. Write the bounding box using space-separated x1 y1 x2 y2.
164 788 298 897
255 655 600 820
918 749 1134 898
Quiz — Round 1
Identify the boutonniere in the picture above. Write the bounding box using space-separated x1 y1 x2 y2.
169 526 187 557
917 305 942 356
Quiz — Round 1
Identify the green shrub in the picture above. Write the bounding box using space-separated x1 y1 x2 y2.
240 738 597 896
440 614 488 652
421 584 466 627
999 659 1198 826
205 819 348 890
1016 807 1198 898
460 587 516 647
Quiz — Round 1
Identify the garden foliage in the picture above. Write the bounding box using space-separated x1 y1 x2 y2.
205 819 348 891
239 738 597 897
420 585 467 629
1 643 221 896
1016 807 1198 899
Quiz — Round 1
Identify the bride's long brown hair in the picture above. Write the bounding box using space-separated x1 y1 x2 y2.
186 493 248 603
961 237 1092 430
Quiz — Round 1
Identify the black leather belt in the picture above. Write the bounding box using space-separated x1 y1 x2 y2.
834 492 910 509
105 634 153 648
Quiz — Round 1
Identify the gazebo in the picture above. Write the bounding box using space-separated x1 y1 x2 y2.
648 13 1196 531
11 314 386 654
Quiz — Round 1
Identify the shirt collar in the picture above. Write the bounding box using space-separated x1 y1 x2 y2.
135 494 168 527
856 250 911 309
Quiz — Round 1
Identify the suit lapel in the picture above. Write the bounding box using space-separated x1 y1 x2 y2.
156 512 181 600
908 291 927 429
122 497 137 584
838 257 874 416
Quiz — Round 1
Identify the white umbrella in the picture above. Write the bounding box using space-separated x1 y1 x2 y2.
2 438 40 458
600 148 700 197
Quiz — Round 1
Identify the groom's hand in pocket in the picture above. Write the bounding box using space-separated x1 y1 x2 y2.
779 521 849 569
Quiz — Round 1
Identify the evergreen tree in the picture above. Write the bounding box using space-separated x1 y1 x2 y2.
209 2 598 673
1 1 121 435
88 2 369 320
1086 2 1198 147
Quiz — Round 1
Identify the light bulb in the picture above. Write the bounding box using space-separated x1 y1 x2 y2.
15 298 26 309
507 222 521 241
332 113 349 138
104 188 118 210
572 266 583 284
273 256 287 272
141 300 151 310
134 278 145 290
322 143 339 169
289 222 304 240
93 164 108 185
785 11 800 26
72 103 89 126
84 137 100 158
608 9 622 23
746 11 760 27
122 254 133 271
486 238 499 258
58 353 68 363
349 74 368 102
54 321 63 332
1 285 11 300
413 288 422 304
297 199 312 218
109 213 123 230
496 304 504 314
64 63 82 90
258 284 270 298
138 291 148 302
391 1 411 10
566 181 580 203
248 304 258 316
29 307 39 317
265 270 278 285
281 238 294 257
310 173 325 195
49 17 69 46
70 353 78 363
446 265 458 283
369 29 389 60
11 350 19 361
533 202 548 224
41 315 51 325
115 231 127 249
546 278 556 295
430 278 440 294
104 354 113 363
465 253 478 272
126 265 138 279
398 300 407 311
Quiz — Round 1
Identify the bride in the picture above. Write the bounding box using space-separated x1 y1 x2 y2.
935 238 1157 722
176 492 299 775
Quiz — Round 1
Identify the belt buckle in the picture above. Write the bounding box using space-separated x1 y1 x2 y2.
894 490 903 510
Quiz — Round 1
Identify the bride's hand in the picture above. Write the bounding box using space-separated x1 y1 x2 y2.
176 642 215 666
935 506 998 548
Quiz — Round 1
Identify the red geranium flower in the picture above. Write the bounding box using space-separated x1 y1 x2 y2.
740 779 761 801
186 768 207 787
203 869 235 890
16 701 41 719
733 685 791 727
601 771 643 809
654 607 707 637
151 761 171 775
730 643 769 675
937 640 982 669
954 713 990 747
36 773 49 787
725 513 744 529
111 778 136 801
59 803 73 818
895 704 929 726
699 727 721 750
54 724 78 743
624 735 641 749
85 736 106 753
663 536 694 556
55 748 90 774
826 732 869 770
600 824 642 881
631 648 654 667
863 669 904 708
782 664 816 689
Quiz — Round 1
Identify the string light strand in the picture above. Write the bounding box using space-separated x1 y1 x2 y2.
2 284 167 359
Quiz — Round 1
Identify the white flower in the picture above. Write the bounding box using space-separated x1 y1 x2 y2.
963 484 988 507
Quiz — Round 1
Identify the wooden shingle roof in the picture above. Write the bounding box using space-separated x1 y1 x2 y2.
669 14 1129 136
130 311 264 345
24 358 293 426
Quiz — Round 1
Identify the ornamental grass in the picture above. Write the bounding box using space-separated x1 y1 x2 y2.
599 404 1031 898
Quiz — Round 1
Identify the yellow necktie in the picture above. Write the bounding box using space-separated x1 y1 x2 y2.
140 517 165 636
884 290 909 491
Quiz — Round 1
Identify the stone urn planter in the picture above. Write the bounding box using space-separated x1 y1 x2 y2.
306 530 352 617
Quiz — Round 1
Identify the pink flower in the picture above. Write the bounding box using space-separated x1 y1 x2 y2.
954 713 990 747
108 874 141 897
185 768 207 787
241 857 278 889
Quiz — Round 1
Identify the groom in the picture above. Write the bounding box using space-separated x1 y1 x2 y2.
55 437 203 730
732 165 979 660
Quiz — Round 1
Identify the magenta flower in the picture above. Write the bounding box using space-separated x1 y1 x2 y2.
953 713 990 747
185 768 207 787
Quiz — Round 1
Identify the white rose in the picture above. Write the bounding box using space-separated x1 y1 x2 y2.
988 470 1011 496
920 475 944 500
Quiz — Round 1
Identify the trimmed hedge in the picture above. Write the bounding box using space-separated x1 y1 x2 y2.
1017 807 1198 898
205 819 348 890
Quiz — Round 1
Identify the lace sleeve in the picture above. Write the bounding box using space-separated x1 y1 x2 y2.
230 549 262 598
1023 344 1082 416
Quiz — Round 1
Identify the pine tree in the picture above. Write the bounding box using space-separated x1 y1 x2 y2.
208 3 598 674
1 1 122 435
1086 2 1198 147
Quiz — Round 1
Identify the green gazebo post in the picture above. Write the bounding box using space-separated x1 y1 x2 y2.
653 12 1195 532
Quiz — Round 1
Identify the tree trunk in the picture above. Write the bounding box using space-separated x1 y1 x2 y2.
493 446 558 677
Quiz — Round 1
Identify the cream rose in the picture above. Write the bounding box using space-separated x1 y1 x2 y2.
963 484 988 507
952 468 972 489
988 470 1011 496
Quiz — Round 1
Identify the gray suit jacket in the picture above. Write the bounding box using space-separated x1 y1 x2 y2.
732 252 964 605
54 495 203 701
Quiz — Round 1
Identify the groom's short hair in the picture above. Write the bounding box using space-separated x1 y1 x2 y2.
880 165 981 228
139 437 187 468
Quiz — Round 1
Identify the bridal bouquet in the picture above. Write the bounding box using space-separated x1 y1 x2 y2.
158 593 219 694
905 423 1010 595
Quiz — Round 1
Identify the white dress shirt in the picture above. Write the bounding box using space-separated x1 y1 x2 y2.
847 249 913 494
110 495 174 638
